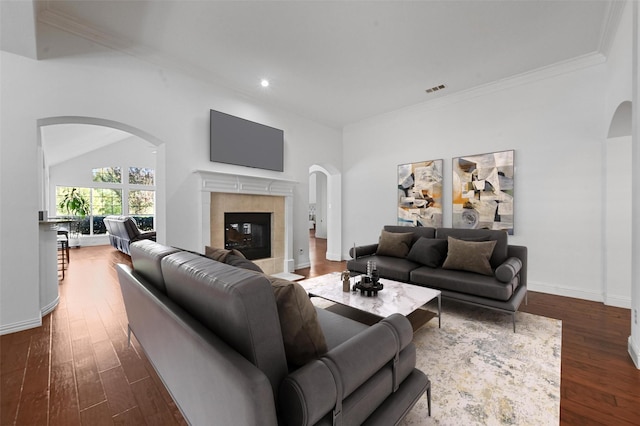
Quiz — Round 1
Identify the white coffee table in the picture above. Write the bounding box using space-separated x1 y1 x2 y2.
299 272 441 329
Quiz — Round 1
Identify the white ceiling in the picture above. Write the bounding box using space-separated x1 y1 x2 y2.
40 124 141 166
35 0 621 128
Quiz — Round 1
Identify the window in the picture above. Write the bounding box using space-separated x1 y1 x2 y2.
129 167 154 185
92 188 122 234
55 166 155 236
92 167 122 183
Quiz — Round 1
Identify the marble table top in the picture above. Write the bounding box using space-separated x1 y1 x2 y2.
299 272 440 318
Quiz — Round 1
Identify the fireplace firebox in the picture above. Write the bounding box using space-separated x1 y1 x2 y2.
224 212 272 260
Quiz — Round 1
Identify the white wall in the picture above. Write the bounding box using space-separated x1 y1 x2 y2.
314 172 328 239
0 23 342 332
343 62 609 301
605 136 632 307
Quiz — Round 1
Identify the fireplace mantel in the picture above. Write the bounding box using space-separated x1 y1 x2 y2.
196 170 297 274
195 170 297 196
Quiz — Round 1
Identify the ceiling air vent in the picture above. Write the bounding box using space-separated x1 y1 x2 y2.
425 84 446 94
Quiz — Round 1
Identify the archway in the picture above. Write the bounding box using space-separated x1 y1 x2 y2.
309 164 342 261
37 116 167 242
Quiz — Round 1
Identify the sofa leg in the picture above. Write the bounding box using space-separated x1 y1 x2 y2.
512 313 516 333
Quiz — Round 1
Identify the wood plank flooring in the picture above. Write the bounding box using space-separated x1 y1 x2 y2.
1 235 639 425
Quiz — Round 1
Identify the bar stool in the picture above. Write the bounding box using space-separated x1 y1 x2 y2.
57 232 69 280
57 228 70 264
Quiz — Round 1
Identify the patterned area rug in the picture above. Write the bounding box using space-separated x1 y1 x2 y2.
402 301 562 425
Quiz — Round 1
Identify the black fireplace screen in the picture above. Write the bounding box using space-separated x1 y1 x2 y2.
224 212 271 260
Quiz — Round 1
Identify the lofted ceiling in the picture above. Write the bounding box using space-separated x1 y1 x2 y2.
31 1 623 128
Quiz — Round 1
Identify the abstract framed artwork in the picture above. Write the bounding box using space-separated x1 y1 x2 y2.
397 159 443 227
452 150 514 234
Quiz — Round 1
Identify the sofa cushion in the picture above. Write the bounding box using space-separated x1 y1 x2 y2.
410 266 518 302
406 237 448 268
442 237 497 276
383 225 436 245
267 277 328 367
495 257 523 283
347 255 420 282
130 240 181 293
376 230 413 258
160 252 289 398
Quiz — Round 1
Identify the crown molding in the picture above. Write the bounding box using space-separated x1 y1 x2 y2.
598 0 628 57
349 51 607 128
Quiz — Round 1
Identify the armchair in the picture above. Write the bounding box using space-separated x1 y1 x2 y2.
103 215 156 255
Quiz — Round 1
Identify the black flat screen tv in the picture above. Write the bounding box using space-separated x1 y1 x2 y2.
210 109 284 172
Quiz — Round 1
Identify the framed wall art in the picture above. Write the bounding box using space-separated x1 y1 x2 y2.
397 159 443 227
452 150 514 234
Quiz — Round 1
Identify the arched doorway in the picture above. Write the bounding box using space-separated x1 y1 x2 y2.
37 116 166 242
309 164 342 261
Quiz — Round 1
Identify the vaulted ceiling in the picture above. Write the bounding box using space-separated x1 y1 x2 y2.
7 1 627 128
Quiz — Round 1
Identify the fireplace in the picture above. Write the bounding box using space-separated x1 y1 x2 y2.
225 212 271 260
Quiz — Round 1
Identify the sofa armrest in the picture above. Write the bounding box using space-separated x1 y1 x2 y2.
495 257 523 283
507 245 527 288
131 231 157 242
349 243 378 258
279 314 413 426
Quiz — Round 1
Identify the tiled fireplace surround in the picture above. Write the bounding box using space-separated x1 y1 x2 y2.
197 171 296 275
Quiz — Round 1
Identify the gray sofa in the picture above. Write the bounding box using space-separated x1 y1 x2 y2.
347 226 527 331
104 215 156 255
116 240 430 425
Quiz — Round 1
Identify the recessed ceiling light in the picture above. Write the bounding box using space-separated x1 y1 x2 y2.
260 79 270 88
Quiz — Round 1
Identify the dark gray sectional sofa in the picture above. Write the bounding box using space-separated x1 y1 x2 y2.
116 239 430 425
347 226 528 331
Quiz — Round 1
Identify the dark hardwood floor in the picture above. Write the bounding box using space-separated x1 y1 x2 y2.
1 235 639 425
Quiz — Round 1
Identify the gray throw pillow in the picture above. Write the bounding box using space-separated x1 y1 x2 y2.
406 237 448 268
225 254 263 273
442 237 497 276
267 276 328 367
376 230 413 258
204 246 246 262
495 257 523 283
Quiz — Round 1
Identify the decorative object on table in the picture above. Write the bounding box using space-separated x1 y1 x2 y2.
353 276 384 296
397 159 443 227
452 150 514 234
341 270 350 292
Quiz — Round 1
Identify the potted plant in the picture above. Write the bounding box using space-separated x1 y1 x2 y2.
58 188 90 246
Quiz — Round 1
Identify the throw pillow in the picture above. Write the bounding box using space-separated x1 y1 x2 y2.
376 230 413 258
226 254 264 273
495 257 523 283
406 237 448 268
267 276 328 367
442 237 497 276
204 246 246 262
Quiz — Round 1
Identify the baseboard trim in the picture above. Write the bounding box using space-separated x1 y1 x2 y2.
0 316 42 336
325 251 342 262
604 295 632 309
296 261 311 270
41 296 60 317
528 281 603 302
628 336 640 369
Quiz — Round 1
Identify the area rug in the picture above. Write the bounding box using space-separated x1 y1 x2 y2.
401 301 562 425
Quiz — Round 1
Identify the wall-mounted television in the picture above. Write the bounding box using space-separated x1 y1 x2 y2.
210 109 284 172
